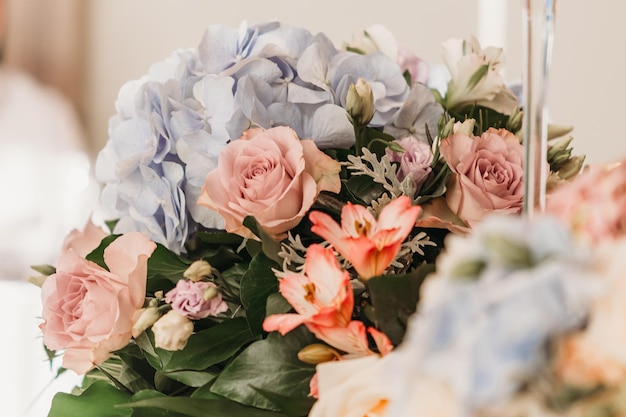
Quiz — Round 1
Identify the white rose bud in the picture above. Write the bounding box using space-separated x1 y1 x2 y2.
452 119 475 136
132 307 162 338
152 310 194 351
203 286 219 301
183 260 214 282
346 78 375 126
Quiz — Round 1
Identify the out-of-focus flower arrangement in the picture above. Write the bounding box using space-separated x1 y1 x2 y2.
32 20 626 417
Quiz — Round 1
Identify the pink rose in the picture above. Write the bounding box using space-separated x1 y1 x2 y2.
60 219 107 259
440 128 524 224
385 137 433 192
546 161 626 243
198 126 341 239
40 232 156 374
165 279 228 320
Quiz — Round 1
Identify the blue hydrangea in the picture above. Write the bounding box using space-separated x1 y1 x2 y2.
96 21 442 253
386 215 602 415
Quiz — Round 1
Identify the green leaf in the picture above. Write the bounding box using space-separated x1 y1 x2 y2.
85 235 121 270
266 293 293 316
146 275 177 296
190 382 223 400
253 386 315 417
402 69 412 87
48 380 132 417
124 396 288 417
128 390 191 417
138 318 255 372
116 346 157 392
154 372 188 394
210 327 316 411
243 216 284 265
196 231 244 246
344 175 385 206
221 262 248 298
201 245 246 272
159 370 217 388
105 219 120 233
467 64 489 91
147 244 191 280
240 254 280 335
30 264 56 276
364 126 397 158
367 263 435 345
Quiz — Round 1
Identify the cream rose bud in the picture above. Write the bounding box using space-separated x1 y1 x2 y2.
132 307 161 338
198 126 341 240
152 310 194 351
183 260 213 282
440 128 525 224
346 78 375 126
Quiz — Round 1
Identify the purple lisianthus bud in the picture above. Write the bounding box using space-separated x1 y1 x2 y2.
386 136 433 192
165 280 228 320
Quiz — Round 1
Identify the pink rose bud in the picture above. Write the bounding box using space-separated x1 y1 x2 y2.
165 280 228 320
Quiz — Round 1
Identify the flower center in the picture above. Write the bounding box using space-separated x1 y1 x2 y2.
303 282 316 303
354 219 372 237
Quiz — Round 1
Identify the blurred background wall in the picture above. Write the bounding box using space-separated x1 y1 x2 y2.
79 0 626 166
5 0 624 166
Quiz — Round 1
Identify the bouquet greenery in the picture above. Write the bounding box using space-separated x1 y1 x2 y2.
31 21 592 417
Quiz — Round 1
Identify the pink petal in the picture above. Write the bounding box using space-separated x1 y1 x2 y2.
262 313 306 335
340 202 376 238
307 321 373 356
309 211 348 255
375 196 421 238
103 232 157 309
368 327 394 356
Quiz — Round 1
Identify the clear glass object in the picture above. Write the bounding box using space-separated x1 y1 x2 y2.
521 0 556 216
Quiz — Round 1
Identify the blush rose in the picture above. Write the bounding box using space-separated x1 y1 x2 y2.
546 160 626 243
40 232 156 374
60 219 107 259
440 128 525 224
198 126 341 239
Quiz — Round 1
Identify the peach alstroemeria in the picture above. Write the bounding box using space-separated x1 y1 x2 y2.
307 321 374 358
263 244 354 336
309 195 421 280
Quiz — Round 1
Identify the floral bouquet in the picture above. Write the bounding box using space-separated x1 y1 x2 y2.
30 20 598 417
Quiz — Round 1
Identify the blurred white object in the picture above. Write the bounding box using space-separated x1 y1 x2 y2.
0 67 98 280
0 280 82 417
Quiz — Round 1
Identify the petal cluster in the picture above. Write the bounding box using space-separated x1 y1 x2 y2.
310 195 421 279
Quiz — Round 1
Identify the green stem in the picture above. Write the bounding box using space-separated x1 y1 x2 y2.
353 125 368 156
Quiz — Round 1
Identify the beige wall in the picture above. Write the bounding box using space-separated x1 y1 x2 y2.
82 0 626 165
